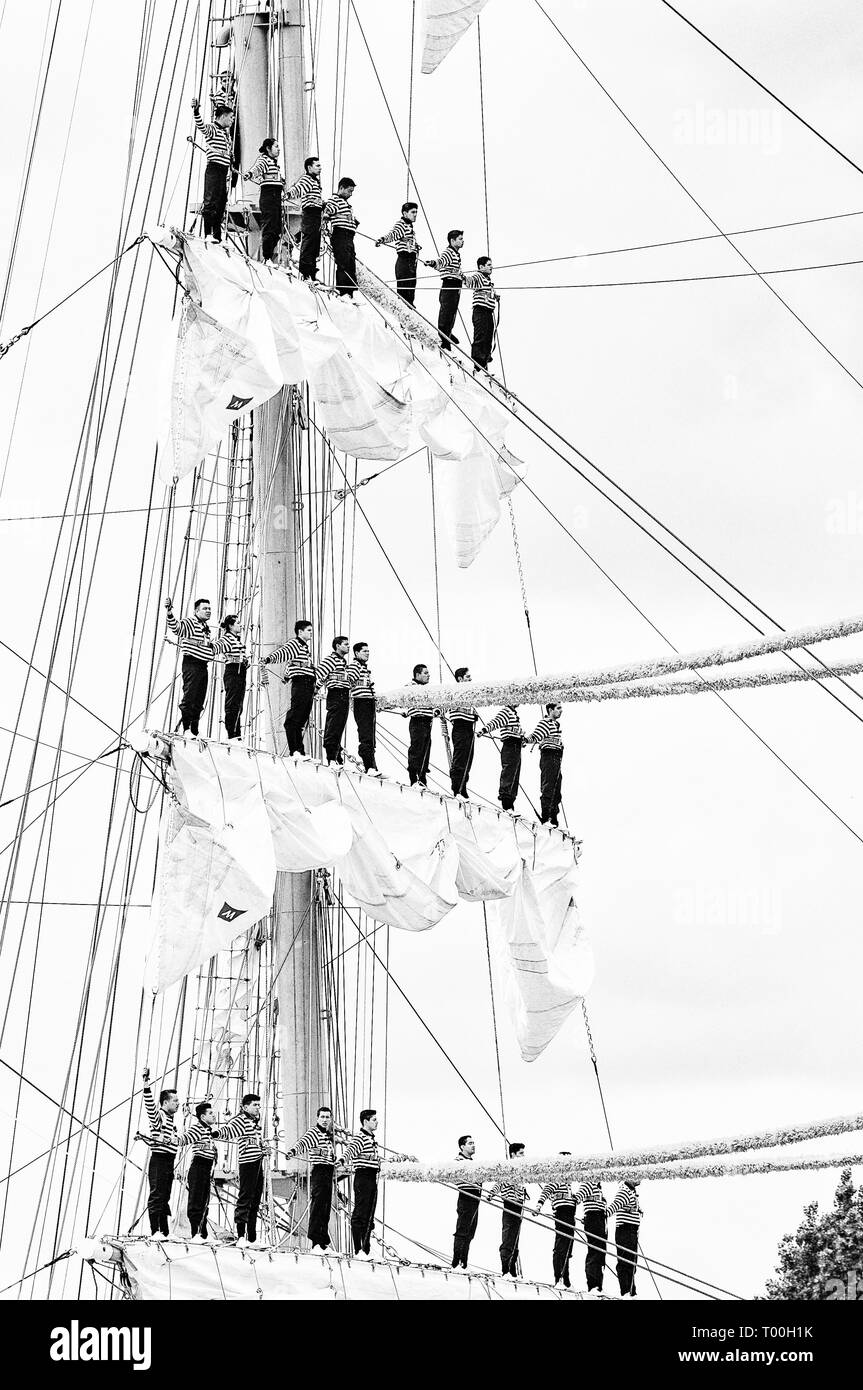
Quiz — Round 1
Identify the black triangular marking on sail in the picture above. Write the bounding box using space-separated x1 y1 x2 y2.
226 394 252 411
217 902 245 922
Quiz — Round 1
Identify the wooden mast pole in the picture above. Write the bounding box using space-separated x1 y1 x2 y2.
235 1 325 1186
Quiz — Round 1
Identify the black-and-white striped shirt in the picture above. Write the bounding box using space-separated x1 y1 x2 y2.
216 630 246 663
246 153 283 187
166 612 215 662
143 1087 178 1155
342 1130 380 1171
289 1124 336 1166
608 1184 642 1226
482 707 524 740
212 1112 265 1164
529 715 563 750
194 110 232 166
285 173 322 209
574 1179 606 1213
322 195 357 231
428 247 461 278
177 1120 217 1162
263 637 313 678
537 1180 575 1211
489 1176 527 1207
463 271 497 309
315 652 349 692
405 680 436 720
379 218 419 253
454 1152 481 1193
450 702 478 725
347 660 375 701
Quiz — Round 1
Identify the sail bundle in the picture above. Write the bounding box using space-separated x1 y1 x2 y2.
420 0 492 74
162 237 527 567
146 741 592 1061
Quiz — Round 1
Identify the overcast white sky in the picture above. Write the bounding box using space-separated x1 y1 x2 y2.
1 0 863 1301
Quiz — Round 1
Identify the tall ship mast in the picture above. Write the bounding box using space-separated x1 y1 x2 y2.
0 0 861 1309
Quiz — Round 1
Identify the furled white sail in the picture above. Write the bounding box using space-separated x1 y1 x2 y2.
114 1239 588 1300
146 740 590 1057
162 237 525 567
421 0 492 75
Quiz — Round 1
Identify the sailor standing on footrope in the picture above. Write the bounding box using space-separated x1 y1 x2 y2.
216 614 248 742
478 706 527 813
211 1092 268 1248
285 155 323 281
424 230 464 351
316 635 351 765
536 1156 576 1288
347 642 382 775
376 202 421 304
607 1175 642 1297
342 1108 381 1258
452 1134 483 1269
176 1100 218 1242
487 1141 528 1277
139 1067 179 1239
404 664 437 787
261 619 315 756
462 256 500 372
322 178 359 298
574 1175 607 1295
527 702 564 827
165 597 216 737
191 97 234 244
449 666 477 800
285 1105 338 1251
245 138 284 264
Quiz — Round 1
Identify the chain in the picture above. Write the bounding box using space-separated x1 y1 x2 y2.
0 324 32 359
580 1000 594 1061
507 495 538 673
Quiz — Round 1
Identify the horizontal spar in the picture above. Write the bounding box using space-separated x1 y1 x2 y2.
381 1107 863 1184
376 611 863 712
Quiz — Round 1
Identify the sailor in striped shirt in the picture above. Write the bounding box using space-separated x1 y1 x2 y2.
376 202 421 305
177 1101 218 1240
140 1068 178 1238
323 178 359 297
262 620 315 757
347 642 381 775
462 256 499 370
404 664 438 788
488 1141 528 1277
165 596 215 737
608 1177 642 1297
211 1092 267 1246
478 706 527 813
342 1108 381 1257
285 155 323 280
285 1105 337 1251
217 614 247 742
536 1155 577 1288
245 138 284 263
316 635 351 765
452 1135 483 1269
528 702 564 827
191 97 234 243
424 230 464 350
574 1176 607 1294
450 666 477 800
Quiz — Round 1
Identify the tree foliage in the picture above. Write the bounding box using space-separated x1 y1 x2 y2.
765 1169 863 1299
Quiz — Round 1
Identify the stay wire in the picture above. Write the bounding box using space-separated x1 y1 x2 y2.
660 0 863 182
532 0 863 396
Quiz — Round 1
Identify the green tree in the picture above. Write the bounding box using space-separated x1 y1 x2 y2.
764 1169 863 1299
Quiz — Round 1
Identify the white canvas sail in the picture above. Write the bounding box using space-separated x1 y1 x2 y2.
421 0 492 74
